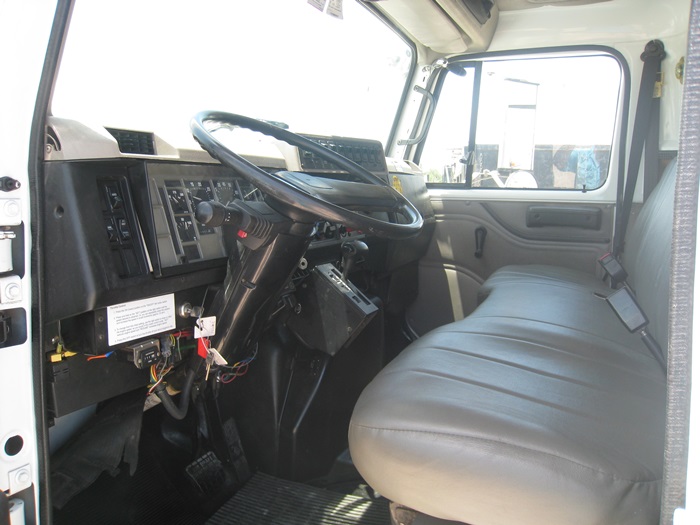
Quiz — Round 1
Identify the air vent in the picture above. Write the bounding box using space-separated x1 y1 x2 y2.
106 128 156 155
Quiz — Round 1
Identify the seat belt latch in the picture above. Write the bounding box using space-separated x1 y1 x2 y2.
606 286 666 370
598 253 628 285
606 285 647 332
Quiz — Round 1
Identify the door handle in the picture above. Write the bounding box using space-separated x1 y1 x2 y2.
474 227 487 258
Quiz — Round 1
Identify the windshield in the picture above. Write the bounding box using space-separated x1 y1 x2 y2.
52 0 414 148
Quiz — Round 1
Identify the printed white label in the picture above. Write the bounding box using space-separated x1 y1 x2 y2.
194 316 216 338
107 294 175 346
208 348 228 366
308 0 327 12
327 0 343 18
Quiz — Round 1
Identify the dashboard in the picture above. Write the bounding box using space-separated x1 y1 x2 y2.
42 120 433 417
41 121 406 322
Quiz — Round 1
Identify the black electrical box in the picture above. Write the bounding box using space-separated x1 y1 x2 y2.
48 354 149 418
287 263 378 355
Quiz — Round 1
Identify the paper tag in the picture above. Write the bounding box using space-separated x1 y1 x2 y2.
327 0 343 19
194 316 216 338
107 294 175 346
208 348 228 366
308 0 327 11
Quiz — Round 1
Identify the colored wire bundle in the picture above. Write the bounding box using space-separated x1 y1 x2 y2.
218 345 258 384
148 360 173 395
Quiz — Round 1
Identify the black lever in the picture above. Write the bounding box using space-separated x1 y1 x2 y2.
195 200 243 228
341 240 369 281
474 227 487 258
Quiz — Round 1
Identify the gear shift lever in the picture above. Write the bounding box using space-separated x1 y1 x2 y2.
341 240 369 281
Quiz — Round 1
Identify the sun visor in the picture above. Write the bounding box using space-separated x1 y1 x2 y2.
372 0 499 54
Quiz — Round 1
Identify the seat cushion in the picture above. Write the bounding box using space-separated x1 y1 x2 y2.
477 264 609 301
348 314 667 525
349 159 675 525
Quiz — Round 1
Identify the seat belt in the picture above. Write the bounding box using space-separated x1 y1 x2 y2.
612 40 666 257
643 75 662 200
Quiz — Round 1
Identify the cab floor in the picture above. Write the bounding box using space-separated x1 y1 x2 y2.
207 472 389 525
52 402 387 525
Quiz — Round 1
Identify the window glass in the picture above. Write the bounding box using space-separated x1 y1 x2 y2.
52 0 413 148
420 68 476 183
420 54 621 190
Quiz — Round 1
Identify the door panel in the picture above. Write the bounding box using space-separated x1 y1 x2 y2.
407 197 613 335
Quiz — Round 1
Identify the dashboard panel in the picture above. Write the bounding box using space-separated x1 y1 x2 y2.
42 123 420 324
41 120 438 421
145 162 263 270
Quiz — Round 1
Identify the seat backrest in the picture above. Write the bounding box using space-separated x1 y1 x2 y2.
621 158 677 359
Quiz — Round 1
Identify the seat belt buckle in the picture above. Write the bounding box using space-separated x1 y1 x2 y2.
606 286 648 333
598 253 628 285
605 285 666 370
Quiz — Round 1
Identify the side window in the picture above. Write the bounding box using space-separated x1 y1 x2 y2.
419 67 477 183
419 54 622 190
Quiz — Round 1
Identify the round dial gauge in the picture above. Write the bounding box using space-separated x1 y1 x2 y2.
167 188 189 214
185 180 214 207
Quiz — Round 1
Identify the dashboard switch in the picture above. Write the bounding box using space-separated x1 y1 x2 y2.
105 184 124 210
117 218 131 241
105 218 118 243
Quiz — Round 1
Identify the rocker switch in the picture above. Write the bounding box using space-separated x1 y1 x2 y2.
105 218 118 243
105 184 123 210
117 218 131 241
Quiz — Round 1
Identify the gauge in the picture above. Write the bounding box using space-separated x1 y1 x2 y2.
167 188 189 214
185 180 214 208
175 215 197 243
238 180 262 201
213 180 239 207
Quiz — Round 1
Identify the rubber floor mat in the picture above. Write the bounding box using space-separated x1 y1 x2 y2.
207 472 389 525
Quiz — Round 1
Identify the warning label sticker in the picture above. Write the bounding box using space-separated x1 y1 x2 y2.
107 294 176 346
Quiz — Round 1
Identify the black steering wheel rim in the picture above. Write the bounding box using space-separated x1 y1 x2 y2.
190 111 423 239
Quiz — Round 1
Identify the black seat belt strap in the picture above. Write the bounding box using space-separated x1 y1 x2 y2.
643 76 662 199
613 40 666 256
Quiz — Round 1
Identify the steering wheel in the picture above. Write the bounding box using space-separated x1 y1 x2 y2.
190 111 423 239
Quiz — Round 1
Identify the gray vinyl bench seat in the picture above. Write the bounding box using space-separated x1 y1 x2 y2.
348 159 676 525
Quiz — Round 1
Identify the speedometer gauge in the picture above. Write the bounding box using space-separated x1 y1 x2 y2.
213 180 238 206
185 180 214 207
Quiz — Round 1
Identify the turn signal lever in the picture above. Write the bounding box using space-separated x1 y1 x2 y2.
341 240 369 281
195 200 287 251
195 200 243 228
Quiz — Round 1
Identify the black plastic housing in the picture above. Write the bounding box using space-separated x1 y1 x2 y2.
42 161 227 323
287 263 378 355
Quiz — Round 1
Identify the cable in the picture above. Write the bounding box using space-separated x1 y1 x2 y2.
154 367 197 420
218 345 258 384
86 351 114 361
